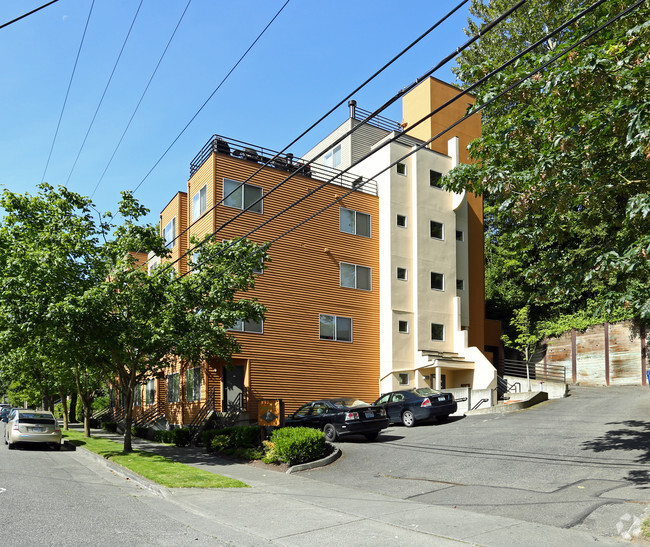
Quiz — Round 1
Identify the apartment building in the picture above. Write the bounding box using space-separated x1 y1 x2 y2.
134 77 497 427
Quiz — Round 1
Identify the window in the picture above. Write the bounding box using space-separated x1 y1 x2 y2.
167 373 180 403
340 263 371 290
396 267 407 281
163 217 176 248
133 384 142 406
192 185 207 221
396 162 407 176
230 319 263 333
324 144 342 168
319 314 352 342
185 367 201 402
145 378 155 405
430 170 443 188
396 214 407 228
398 373 409 385
430 272 444 291
430 220 444 240
223 178 263 213
398 320 409 333
339 207 371 237
456 230 464 242
457 279 465 290
431 323 445 341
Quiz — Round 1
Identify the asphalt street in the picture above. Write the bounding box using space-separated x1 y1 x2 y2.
300 385 650 538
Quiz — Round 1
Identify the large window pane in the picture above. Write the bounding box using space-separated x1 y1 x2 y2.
356 212 370 237
340 263 355 288
339 208 355 234
336 317 352 342
319 314 335 340
357 266 371 290
243 185 263 213
224 179 242 209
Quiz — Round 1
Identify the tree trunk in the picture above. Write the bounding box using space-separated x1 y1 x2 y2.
69 392 78 423
58 387 69 430
122 371 137 453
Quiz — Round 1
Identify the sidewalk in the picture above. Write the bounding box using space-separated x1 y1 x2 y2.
69 425 629 546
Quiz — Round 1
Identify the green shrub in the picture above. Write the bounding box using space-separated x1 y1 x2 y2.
172 428 190 447
153 430 175 443
211 434 231 452
131 425 149 439
203 426 261 451
202 429 220 449
54 403 64 419
102 421 118 433
261 440 279 464
271 427 326 466
228 446 263 460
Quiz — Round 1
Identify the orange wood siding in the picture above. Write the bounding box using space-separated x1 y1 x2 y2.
160 192 188 275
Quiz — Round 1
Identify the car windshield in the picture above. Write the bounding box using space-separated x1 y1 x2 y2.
413 388 441 397
330 398 370 409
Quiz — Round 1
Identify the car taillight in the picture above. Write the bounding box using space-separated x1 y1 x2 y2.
345 412 359 421
12 422 19 430
421 398 432 408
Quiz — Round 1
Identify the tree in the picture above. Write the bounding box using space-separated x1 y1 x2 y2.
446 1 650 329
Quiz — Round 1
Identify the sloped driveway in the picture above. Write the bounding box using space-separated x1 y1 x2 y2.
300 385 650 540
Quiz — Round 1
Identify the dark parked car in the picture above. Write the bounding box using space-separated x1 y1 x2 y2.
285 398 389 442
374 388 457 427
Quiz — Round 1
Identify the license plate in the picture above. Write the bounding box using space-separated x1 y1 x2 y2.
32 427 44 432
365 412 374 418
438 396 446 402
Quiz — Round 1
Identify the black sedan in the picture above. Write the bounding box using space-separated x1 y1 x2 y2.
285 398 389 442
374 388 457 427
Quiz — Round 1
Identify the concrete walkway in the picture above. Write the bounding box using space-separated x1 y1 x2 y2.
67 425 630 546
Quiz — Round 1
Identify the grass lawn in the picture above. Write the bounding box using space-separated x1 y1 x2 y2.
63 430 249 489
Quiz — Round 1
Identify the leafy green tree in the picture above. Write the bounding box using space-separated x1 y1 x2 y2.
447 1 649 329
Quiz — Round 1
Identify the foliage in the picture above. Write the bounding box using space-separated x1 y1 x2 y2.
153 430 175 443
261 440 279 464
172 428 190 447
131 425 149 439
63 430 248 488
102 422 118 433
446 1 650 330
270 427 326 466
501 306 540 360
206 425 262 452
211 434 231 452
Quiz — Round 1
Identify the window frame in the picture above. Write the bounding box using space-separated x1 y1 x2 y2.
324 144 342 168
396 162 407 176
192 184 207 221
230 319 264 333
398 320 409 334
430 169 443 188
456 279 465 291
396 267 408 281
185 366 202 402
430 220 444 240
431 323 445 341
145 378 156 405
223 178 263 214
456 230 465 242
339 207 371 238
430 272 445 291
340 262 372 291
396 214 407 228
133 384 142 406
163 217 176 248
319 314 353 342
167 373 180 404
398 373 410 385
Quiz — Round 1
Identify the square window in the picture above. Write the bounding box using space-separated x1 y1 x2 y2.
396 162 407 176
398 320 409 333
430 272 444 291
224 178 263 213
396 214 407 228
398 373 409 385
340 263 371 290
396 267 407 281
431 323 445 341
457 279 465 290
430 170 443 188
456 230 464 242
319 314 352 342
430 220 444 240
340 207 371 237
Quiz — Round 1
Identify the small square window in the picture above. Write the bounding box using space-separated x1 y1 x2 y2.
398 320 409 333
431 323 445 341
396 214 407 228
430 220 444 240
456 230 464 242
431 272 444 291
396 162 407 176
430 170 443 188
396 267 407 281
398 373 409 385
457 279 465 290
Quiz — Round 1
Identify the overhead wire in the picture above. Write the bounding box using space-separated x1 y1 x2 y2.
65 0 145 186
130 0 292 194
0 0 59 30
159 0 473 257
178 0 639 283
41 0 96 184
91 0 194 198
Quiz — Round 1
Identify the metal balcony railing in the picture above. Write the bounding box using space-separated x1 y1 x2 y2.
190 135 377 195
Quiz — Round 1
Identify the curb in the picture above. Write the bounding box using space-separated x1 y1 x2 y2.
286 443 341 474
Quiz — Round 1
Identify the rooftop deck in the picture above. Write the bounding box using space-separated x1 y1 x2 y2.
190 135 377 196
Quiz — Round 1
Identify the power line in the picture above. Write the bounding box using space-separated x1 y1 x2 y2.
65 0 145 186
181 0 639 283
161 0 473 256
0 0 59 30
130 0 292 194
41 0 95 184
91 0 194 199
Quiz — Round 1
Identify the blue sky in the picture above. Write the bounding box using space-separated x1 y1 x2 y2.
0 0 472 226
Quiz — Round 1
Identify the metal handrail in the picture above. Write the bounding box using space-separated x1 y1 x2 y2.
133 402 165 427
471 398 489 411
502 359 567 383
189 135 377 195
354 106 403 133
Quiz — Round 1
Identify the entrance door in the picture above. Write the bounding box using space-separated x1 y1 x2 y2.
222 364 246 412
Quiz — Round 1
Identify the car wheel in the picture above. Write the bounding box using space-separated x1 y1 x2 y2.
7 441 15 450
401 410 416 427
323 424 338 442
364 432 379 441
